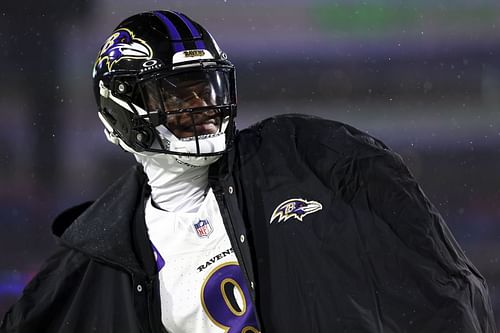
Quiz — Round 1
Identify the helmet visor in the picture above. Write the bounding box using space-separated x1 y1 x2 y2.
135 69 235 139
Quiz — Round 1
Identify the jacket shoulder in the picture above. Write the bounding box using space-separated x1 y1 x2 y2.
234 114 400 204
237 113 389 158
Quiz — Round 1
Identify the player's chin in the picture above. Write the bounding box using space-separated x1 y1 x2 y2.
195 123 219 135
174 123 219 138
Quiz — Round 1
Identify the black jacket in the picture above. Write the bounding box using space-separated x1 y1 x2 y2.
1 114 496 332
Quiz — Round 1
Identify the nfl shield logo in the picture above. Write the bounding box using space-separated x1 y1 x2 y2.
194 219 213 238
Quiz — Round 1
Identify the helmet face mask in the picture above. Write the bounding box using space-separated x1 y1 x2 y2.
93 11 237 158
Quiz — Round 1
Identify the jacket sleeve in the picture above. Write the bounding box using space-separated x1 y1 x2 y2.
357 146 497 333
0 246 90 333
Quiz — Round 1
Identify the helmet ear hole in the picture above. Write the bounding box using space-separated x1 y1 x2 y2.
113 79 134 100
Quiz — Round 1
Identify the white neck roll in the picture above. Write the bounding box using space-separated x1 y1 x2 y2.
134 153 218 213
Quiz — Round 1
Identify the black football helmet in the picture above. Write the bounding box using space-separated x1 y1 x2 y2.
92 10 237 157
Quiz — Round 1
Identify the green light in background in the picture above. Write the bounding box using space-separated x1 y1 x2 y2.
311 4 500 35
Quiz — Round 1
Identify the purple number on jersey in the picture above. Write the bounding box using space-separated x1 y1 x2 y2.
202 262 259 333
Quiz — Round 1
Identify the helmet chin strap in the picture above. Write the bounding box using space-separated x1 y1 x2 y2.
155 125 225 167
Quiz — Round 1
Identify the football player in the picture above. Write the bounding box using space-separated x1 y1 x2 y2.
1 10 496 333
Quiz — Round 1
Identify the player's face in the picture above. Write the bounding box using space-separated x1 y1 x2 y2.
163 81 221 138
141 76 224 139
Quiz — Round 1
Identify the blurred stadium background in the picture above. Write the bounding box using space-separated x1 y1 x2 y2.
1 0 499 325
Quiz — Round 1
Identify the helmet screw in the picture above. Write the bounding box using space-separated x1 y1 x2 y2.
117 82 127 93
136 133 144 142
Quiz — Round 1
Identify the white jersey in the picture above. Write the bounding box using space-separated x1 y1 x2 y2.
145 188 259 333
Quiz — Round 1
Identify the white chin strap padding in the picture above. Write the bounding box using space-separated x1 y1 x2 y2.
171 134 226 155
156 125 226 155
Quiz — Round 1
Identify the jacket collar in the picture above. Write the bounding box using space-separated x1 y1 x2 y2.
52 165 150 274
208 140 235 184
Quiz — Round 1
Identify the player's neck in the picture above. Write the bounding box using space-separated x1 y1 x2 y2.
135 154 210 213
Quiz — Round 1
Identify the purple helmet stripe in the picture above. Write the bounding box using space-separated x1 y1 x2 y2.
154 11 184 52
174 12 206 50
